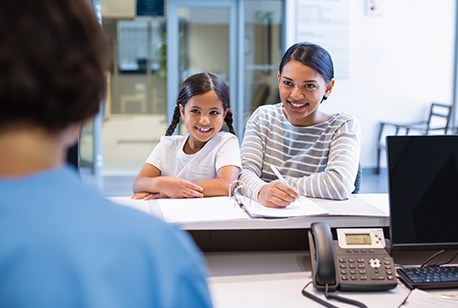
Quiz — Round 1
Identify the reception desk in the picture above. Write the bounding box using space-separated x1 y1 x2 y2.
110 194 458 306
111 194 390 251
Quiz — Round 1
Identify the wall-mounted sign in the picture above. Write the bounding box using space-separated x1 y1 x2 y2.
296 0 349 79
137 0 164 17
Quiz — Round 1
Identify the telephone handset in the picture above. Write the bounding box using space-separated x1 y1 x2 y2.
309 222 397 292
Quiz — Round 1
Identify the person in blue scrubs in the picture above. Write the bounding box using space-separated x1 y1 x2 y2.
0 0 212 307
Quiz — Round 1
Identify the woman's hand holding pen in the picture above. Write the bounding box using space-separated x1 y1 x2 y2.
258 164 299 208
258 181 299 208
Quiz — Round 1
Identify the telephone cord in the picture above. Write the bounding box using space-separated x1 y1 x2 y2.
301 281 368 308
301 281 338 308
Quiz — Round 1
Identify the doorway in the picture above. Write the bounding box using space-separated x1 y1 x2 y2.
167 0 284 136
81 0 284 177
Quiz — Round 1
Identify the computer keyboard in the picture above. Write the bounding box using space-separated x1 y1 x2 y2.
397 265 458 289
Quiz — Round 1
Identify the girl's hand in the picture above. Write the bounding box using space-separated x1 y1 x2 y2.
130 192 153 200
157 177 204 198
258 181 299 208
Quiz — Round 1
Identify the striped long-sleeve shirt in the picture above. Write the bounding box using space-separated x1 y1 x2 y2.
240 103 361 201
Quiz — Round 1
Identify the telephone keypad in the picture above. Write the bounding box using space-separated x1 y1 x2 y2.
336 247 395 289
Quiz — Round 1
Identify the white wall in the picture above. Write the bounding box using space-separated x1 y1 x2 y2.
286 0 456 169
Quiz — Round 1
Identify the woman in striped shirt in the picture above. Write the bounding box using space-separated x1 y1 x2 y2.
240 42 361 207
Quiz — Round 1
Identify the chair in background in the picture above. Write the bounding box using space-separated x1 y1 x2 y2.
66 140 80 178
251 83 271 112
352 163 362 194
375 102 452 174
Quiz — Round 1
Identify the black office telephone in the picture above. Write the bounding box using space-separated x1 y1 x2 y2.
308 222 397 292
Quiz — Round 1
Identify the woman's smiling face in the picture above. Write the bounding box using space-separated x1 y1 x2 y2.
278 60 334 126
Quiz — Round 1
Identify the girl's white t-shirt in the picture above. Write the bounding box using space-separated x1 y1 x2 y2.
146 132 241 183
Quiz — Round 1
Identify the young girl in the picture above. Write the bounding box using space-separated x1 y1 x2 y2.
131 72 241 199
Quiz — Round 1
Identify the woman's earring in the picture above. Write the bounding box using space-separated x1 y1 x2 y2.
322 90 331 101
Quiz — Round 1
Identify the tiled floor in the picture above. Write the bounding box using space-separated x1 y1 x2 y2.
81 167 388 197
81 114 168 175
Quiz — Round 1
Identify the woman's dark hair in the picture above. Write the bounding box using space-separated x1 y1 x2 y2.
165 72 236 136
279 42 334 83
0 0 108 132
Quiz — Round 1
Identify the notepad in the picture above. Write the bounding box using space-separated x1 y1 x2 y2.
155 196 329 221
239 196 329 218
156 196 249 223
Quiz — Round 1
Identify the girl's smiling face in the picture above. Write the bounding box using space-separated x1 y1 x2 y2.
180 90 227 153
278 60 334 126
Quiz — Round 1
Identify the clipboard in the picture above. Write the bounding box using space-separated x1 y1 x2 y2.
230 181 329 219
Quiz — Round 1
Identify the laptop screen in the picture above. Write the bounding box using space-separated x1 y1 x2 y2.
386 135 458 250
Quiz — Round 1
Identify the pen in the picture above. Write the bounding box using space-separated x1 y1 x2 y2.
270 164 298 202
270 164 288 184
